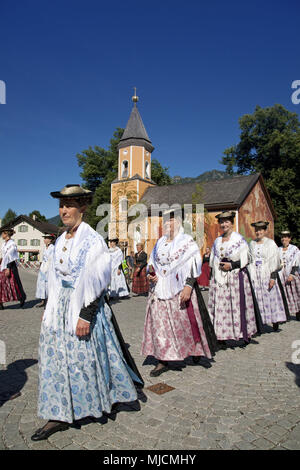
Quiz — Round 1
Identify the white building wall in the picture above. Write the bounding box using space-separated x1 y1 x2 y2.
0 221 46 262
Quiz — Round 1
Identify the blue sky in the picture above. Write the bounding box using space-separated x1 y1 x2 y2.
0 0 299 219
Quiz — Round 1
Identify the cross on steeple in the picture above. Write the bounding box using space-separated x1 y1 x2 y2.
132 87 139 106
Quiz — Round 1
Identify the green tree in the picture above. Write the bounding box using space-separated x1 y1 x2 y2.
221 104 300 244
77 128 172 228
2 209 17 226
29 210 47 222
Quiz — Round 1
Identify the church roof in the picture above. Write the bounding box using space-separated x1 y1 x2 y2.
118 105 154 153
141 173 275 216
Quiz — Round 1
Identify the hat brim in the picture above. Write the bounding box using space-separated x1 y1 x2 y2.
51 191 93 199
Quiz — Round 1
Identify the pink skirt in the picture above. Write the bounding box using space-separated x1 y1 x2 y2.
141 290 212 361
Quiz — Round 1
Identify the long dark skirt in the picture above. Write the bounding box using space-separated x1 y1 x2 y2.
132 267 149 294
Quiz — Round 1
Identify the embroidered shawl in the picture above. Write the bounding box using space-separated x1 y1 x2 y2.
279 244 300 276
148 228 202 300
248 237 281 279
1 239 19 271
43 222 111 334
210 231 249 286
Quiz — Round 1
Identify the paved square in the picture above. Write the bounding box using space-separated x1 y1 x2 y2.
0 269 299 450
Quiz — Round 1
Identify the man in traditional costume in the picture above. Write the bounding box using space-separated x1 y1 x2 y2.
208 211 263 348
108 238 129 299
0 228 26 310
278 231 300 321
132 243 149 295
31 184 143 441
248 221 290 331
35 233 56 308
141 209 217 377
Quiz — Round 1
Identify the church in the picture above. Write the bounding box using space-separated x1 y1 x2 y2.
109 92 275 257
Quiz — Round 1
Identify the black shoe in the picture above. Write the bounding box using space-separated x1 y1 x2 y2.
150 365 169 377
273 322 279 332
31 421 69 441
193 356 212 368
296 312 300 321
217 340 227 350
0 303 4 310
20 296 26 308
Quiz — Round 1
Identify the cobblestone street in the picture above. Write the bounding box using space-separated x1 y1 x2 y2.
0 269 300 450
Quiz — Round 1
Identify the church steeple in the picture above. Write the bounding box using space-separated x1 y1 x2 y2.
118 90 154 154
117 90 154 180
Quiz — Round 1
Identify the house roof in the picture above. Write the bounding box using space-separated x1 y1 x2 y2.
118 105 154 153
141 173 276 216
0 215 60 235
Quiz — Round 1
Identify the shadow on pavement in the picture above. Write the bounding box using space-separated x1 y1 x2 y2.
0 359 38 407
286 362 300 388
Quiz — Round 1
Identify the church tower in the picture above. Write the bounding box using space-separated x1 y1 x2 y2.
110 90 156 251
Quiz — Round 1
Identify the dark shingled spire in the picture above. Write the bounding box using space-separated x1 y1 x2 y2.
118 104 154 153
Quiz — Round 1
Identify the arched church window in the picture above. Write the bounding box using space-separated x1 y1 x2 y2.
119 198 128 214
145 161 150 179
122 160 128 178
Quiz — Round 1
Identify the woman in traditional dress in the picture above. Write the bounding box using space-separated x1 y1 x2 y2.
141 210 217 377
207 211 263 348
0 228 26 310
197 247 211 291
278 231 300 321
248 221 290 331
108 238 129 299
31 184 143 441
35 233 56 308
132 243 149 296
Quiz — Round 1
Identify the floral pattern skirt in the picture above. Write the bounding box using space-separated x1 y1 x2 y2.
207 271 257 341
252 267 287 324
36 271 48 299
108 268 129 298
141 290 212 361
37 287 138 423
279 271 300 315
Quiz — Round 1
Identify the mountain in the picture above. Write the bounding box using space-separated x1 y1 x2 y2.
172 169 234 184
47 215 60 226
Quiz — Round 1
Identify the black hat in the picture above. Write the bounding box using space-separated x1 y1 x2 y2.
42 233 56 239
50 184 93 200
108 238 119 244
215 211 236 220
0 226 15 235
251 221 269 229
162 207 182 220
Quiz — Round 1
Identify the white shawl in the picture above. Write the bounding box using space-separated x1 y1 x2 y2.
109 247 123 272
1 239 19 271
248 237 281 279
210 231 249 286
148 228 202 300
39 244 54 274
43 222 111 335
279 244 300 277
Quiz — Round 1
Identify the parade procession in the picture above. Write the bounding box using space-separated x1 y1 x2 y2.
1 2 300 453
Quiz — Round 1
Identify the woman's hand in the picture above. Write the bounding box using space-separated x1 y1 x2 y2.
4 269 10 278
219 262 231 272
269 279 275 290
180 286 192 306
117 269 121 276
76 319 90 337
148 274 158 284
287 275 294 283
